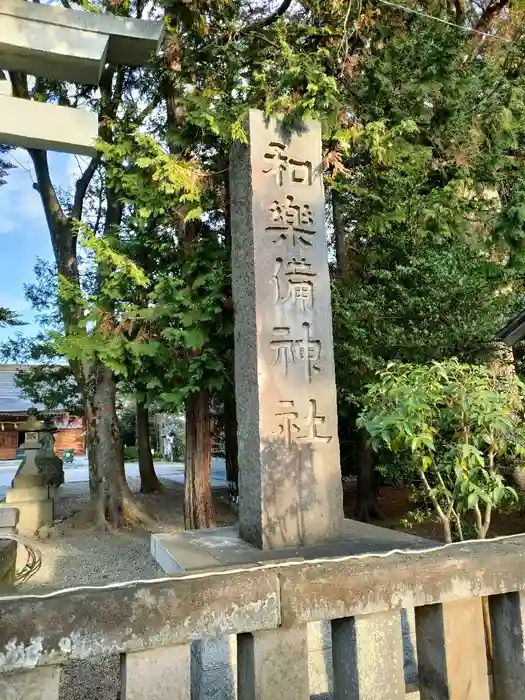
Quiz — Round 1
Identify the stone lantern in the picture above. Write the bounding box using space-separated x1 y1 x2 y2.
0 411 57 533
34 415 65 493
12 411 45 488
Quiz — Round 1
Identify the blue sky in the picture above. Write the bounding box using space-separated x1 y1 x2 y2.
0 150 75 347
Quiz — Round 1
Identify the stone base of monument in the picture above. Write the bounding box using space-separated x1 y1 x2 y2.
151 521 434 700
151 519 435 573
0 482 54 534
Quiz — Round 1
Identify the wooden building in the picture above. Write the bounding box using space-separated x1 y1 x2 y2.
0 365 85 460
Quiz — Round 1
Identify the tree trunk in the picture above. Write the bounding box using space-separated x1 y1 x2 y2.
136 398 162 493
84 402 98 496
224 391 239 504
163 26 214 530
184 389 214 529
355 427 382 522
85 362 151 529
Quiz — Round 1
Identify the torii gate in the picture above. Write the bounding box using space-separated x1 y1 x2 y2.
0 0 163 534
0 0 163 154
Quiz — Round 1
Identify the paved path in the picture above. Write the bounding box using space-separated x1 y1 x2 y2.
0 457 227 500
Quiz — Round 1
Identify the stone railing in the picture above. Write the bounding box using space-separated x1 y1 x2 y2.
0 540 16 594
0 509 19 594
2 535 525 700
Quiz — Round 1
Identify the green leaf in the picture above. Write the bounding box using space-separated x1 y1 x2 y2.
421 455 432 471
420 434 435 451
492 486 506 504
467 492 479 509
183 328 207 349
185 206 204 221
146 378 163 390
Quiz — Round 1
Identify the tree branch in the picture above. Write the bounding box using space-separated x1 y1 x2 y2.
244 0 293 31
8 71 29 99
418 466 452 542
93 175 105 235
473 502 484 538
72 154 102 221
28 150 67 255
136 93 162 125
482 500 492 538
69 65 122 224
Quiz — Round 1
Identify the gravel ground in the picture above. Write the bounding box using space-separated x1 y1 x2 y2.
16 477 235 592
12 477 236 700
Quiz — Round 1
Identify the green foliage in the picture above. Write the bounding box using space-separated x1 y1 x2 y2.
329 9 525 483
148 239 232 407
123 445 139 462
0 145 13 187
333 242 517 406
0 257 83 414
342 24 525 248
15 364 83 415
8 0 525 521
359 359 525 541
0 307 23 327
99 130 204 223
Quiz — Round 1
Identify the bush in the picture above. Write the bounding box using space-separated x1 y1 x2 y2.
359 358 525 542
123 445 139 462
171 434 185 461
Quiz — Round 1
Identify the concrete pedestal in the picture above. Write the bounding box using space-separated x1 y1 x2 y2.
151 521 433 699
0 484 53 534
151 519 434 573
0 507 19 535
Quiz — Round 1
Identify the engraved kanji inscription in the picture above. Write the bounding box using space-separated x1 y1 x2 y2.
296 322 321 382
263 142 313 187
266 195 315 248
269 327 294 375
274 399 333 447
269 323 321 381
274 400 300 447
273 256 316 310
297 399 332 443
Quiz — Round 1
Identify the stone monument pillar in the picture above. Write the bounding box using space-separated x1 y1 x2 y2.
149 110 434 700
230 110 344 549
